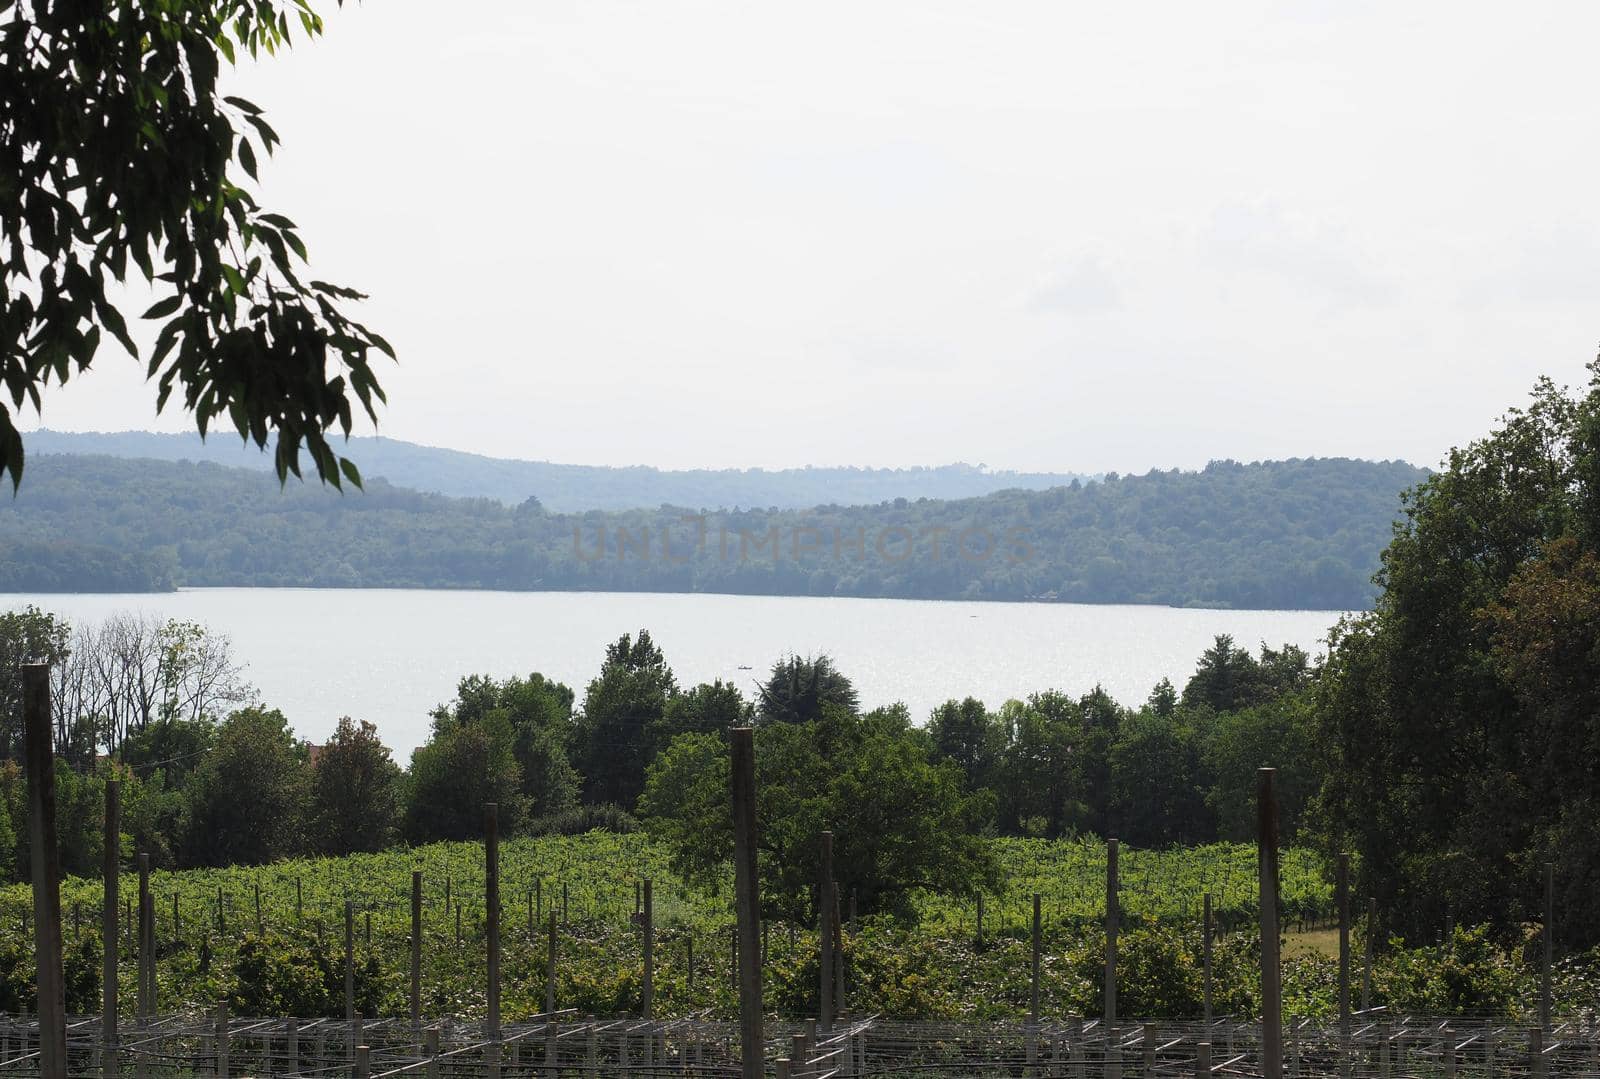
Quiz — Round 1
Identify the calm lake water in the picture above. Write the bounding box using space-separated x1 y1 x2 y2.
0 589 1346 756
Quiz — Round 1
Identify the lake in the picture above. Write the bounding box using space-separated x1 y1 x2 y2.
0 589 1346 756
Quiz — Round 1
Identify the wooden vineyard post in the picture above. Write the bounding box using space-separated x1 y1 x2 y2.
1029 892 1041 1075
410 870 422 1043
23 664 67 1079
103 779 120 1079
296 877 303 922
545 910 557 1014
344 900 356 1060
1259 768 1283 1079
1105 838 1119 1025
730 727 764 1079
1336 854 1351 1030
254 881 262 934
819 830 834 1035
1030 892 1042 1023
137 853 152 1019
1362 898 1376 1011
976 893 985 947
485 803 501 1079
1203 891 1213 1027
833 881 845 1018
642 879 654 1019
1541 862 1553 1030
544 909 558 1072
215 997 230 1078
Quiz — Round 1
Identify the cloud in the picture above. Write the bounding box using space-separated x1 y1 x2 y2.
1028 257 1123 313
1202 201 1391 307
1457 225 1600 309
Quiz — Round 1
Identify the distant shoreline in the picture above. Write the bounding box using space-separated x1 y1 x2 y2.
0 582 1361 615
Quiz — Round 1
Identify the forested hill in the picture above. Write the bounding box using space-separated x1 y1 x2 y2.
23 430 1094 511
0 455 1426 608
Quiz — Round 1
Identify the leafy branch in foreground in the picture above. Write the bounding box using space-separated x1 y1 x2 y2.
0 0 392 491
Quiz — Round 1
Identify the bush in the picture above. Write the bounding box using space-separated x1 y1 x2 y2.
527 804 639 837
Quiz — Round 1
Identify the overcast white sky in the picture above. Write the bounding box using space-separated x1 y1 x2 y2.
23 1 1600 473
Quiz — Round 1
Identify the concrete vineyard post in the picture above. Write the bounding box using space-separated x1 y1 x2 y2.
102 779 119 1079
730 727 763 1079
1202 891 1213 1027
1259 767 1283 1079
23 664 66 1079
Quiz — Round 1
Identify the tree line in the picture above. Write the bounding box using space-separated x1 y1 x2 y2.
28 431 1096 512
0 604 1323 923
0 453 1426 609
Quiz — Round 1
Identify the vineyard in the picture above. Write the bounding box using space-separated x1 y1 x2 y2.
1 831 1570 1029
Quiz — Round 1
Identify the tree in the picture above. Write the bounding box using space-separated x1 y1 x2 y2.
640 711 997 923
404 713 525 843
757 653 858 725
926 697 1003 795
1108 709 1208 846
432 673 580 819
571 631 677 809
0 0 391 491
1317 362 1600 942
662 679 751 738
308 717 401 855
0 605 69 760
184 706 307 866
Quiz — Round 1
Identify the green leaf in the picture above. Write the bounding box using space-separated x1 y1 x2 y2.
239 137 258 180
143 296 182 320
339 457 363 490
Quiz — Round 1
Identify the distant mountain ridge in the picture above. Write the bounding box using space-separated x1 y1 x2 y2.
0 453 1428 609
23 430 1096 511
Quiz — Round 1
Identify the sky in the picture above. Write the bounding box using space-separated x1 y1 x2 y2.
22 1 1600 474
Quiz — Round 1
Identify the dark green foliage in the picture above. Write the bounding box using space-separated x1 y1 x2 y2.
404 714 525 843
927 697 1005 795
432 674 580 819
309 717 402 855
1317 363 1600 945
0 454 1425 609
0 1 390 492
663 680 751 737
231 929 385 1018
572 632 677 809
0 606 68 759
757 654 858 725
183 707 308 866
639 708 999 923
526 803 640 837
